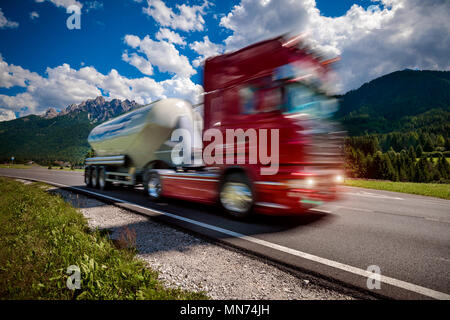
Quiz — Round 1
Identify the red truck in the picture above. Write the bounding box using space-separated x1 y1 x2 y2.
85 35 344 219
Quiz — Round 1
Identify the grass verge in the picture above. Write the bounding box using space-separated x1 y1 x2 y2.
344 179 450 200
0 177 207 300
0 164 84 171
0 164 33 169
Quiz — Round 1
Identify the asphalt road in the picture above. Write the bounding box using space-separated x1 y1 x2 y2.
1 167 449 300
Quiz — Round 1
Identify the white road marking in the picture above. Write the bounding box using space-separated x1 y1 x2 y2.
345 191 404 200
335 206 373 212
309 208 333 214
2 173 450 300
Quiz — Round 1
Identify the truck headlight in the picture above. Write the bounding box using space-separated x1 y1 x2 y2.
334 175 344 183
287 178 316 189
306 178 315 187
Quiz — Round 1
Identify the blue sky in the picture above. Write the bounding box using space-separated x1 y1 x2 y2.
0 0 448 120
0 1 374 80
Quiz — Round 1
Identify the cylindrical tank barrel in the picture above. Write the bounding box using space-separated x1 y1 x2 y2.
87 98 202 169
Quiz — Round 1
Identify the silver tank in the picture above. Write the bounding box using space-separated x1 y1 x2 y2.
87 98 203 169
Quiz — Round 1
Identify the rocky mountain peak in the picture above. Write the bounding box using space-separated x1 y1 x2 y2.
41 107 58 119
57 96 140 123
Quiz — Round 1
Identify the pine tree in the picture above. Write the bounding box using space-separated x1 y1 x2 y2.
437 155 450 180
408 145 416 159
416 144 423 158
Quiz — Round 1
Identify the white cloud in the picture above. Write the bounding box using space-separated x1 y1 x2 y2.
189 36 223 67
0 108 16 121
160 77 203 104
124 34 141 48
35 0 83 9
122 51 154 75
0 8 19 29
142 0 209 32
220 0 450 93
220 0 310 51
0 55 42 88
30 11 40 20
124 34 195 78
155 28 186 46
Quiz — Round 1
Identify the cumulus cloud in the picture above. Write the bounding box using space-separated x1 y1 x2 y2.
122 51 154 75
35 0 82 9
220 0 450 92
0 55 42 88
142 0 209 32
0 108 16 121
160 77 203 104
189 36 223 67
0 8 19 29
124 34 195 78
155 28 186 46
220 0 310 51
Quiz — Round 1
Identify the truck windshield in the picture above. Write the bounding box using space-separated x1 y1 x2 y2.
282 83 337 119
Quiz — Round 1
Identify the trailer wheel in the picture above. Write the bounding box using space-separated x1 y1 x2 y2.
98 167 110 190
91 166 99 189
84 166 92 187
144 170 162 201
219 172 254 219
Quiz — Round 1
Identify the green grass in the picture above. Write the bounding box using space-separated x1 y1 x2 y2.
0 177 207 300
344 179 450 200
0 163 84 172
0 164 34 169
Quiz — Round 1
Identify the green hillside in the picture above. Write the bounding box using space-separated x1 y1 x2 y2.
0 113 94 164
336 70 450 136
338 70 450 183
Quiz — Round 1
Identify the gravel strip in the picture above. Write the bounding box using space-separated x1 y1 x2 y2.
48 187 354 300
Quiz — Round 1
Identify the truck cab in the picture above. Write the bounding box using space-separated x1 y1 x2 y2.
153 36 344 218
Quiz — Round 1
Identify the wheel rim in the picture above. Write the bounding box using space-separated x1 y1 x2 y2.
85 169 90 185
91 169 97 187
147 174 161 198
220 182 253 213
99 170 105 189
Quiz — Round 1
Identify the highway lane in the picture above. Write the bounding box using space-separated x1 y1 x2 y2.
1 167 449 299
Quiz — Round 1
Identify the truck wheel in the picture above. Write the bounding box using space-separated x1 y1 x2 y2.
219 173 254 219
84 166 92 187
98 167 110 190
144 170 162 201
91 166 99 189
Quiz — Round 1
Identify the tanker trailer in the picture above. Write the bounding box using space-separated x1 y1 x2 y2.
84 98 203 190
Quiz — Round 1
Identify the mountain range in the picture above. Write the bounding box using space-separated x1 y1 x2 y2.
0 69 449 164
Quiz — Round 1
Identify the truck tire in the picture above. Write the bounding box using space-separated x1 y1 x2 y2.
98 167 110 190
84 166 92 187
144 170 162 201
219 172 254 219
91 166 99 189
